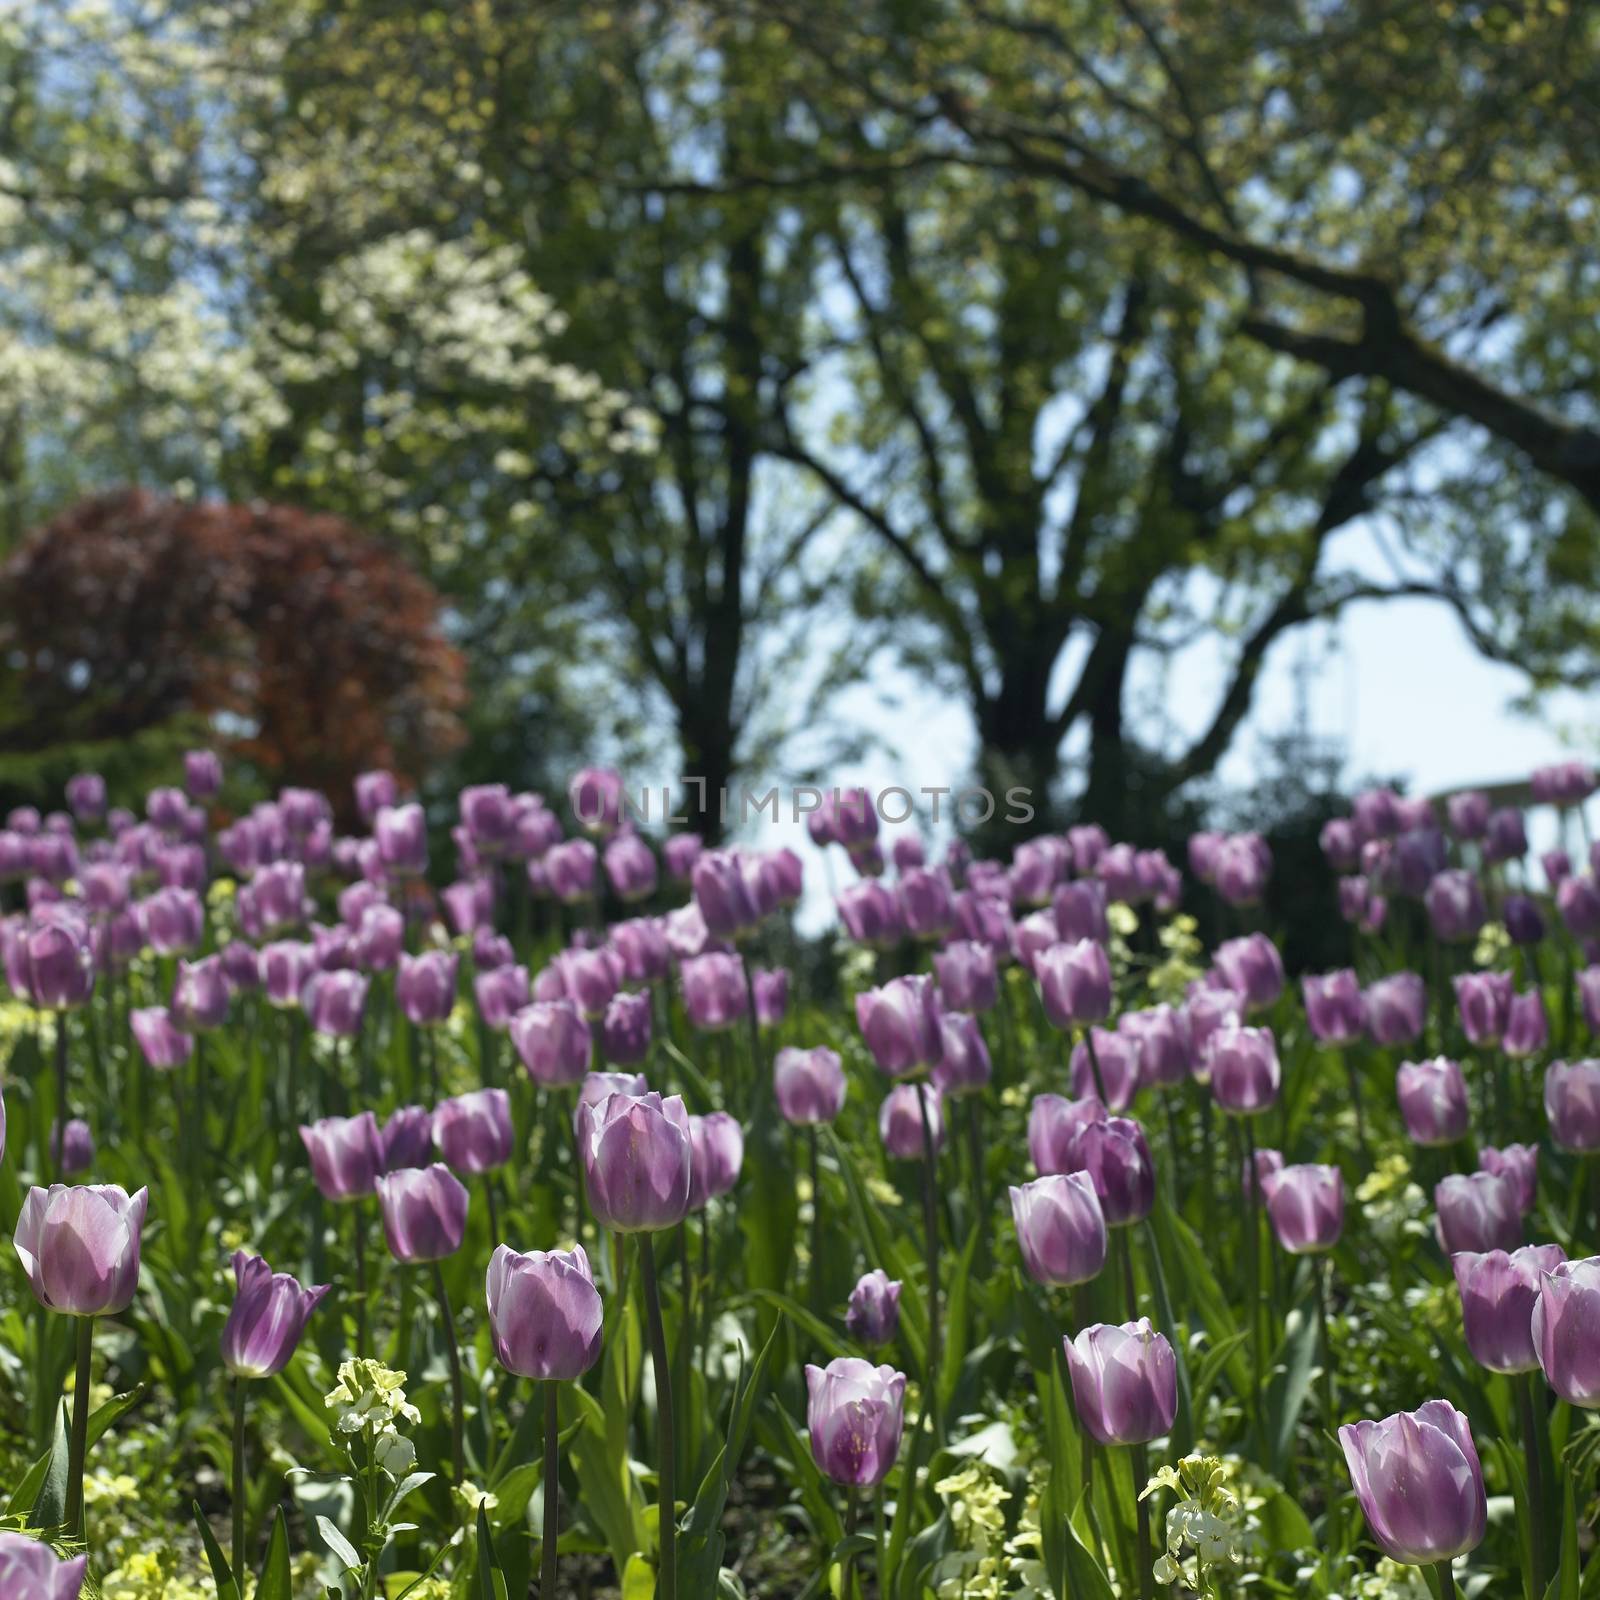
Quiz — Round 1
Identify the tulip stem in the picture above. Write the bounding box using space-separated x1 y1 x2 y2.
431 1260 465 1484
1517 1370 1547 1594
638 1232 677 1600
232 1377 247 1581
966 1098 990 1267
841 1485 859 1598
1083 1027 1110 1103
916 1082 942 1443
1317 1258 1340 1564
1242 1118 1264 1450
808 1126 822 1312
65 1313 93 1539
1131 1441 1154 1600
541 1379 560 1596
484 1173 500 1248
53 1015 69 1182
1117 1226 1139 1320
353 1208 370 1355
1436 1559 1457 1598
1339 1050 1371 1162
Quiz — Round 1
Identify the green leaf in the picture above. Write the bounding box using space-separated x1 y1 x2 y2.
28 1400 70 1530
1062 1496 1118 1600
1545 1467 1579 1600
476 1504 509 1600
1149 1200 1250 1400
88 1384 148 1447
621 1553 656 1600
193 1499 241 1600
1267 1294 1320 1477
256 1507 293 1600
316 1514 362 1572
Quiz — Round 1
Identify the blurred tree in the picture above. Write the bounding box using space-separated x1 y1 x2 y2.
0 490 467 808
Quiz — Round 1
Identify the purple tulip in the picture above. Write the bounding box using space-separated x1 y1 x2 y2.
1051 879 1109 946
1321 818 1361 871
1397 1058 1471 1147
1531 761 1596 808
1582 970 1600 1039
576 1090 692 1232
1009 838 1065 907
1340 1401 1486 1565
303 970 369 1038
376 1163 469 1262
568 767 624 836
1036 939 1112 1028
692 849 760 940
879 1082 944 1160
65 773 107 824
805 1358 906 1487
486 1243 604 1380
22 921 94 1010
397 950 458 1027
1209 1027 1281 1115
773 1046 847 1126
1558 875 1600 939
608 918 670 986
221 1251 328 1378
687 1111 744 1209
259 940 316 1009
50 1118 93 1176
81 863 130 915
1452 1245 1565 1375
1533 1257 1600 1406
300 1113 382 1202
1453 971 1513 1047
1069 1028 1141 1111
1365 973 1426 1046
842 1268 902 1346
1545 1060 1600 1151
837 880 903 950
1183 986 1243 1083
14 1183 147 1315
933 1012 991 1099
0 1530 88 1598
1011 910 1062 974
218 940 260 993
1446 791 1489 840
1067 824 1109 872
355 770 399 823
930 943 995 1016
511 999 593 1086
1435 1172 1521 1255
1009 1172 1107 1287
354 904 403 973
375 804 427 877
1188 831 1223 883
1244 1146 1286 1200
1212 933 1284 1014
1261 1163 1343 1254
604 832 658 903
898 867 953 942
552 946 621 1019
576 1070 648 1124
663 833 703 882
662 905 710 960
855 975 943 1078
1426 870 1486 943
178 753 222 810
1065 1320 1178 1446
1337 875 1373 926
600 990 653 1065
475 964 530 1030
890 834 925 874
1027 1094 1107 1176
1502 990 1548 1058
1543 848 1573 886
379 1106 435 1173
1096 843 1142 905
1476 1144 1538 1215
1214 835 1271 907
130 1006 194 1070
1392 828 1447 897
433 1089 513 1176
1303 970 1365 1045
1483 806 1527 864
171 955 229 1032
753 967 789 1029
544 840 599 905
681 952 748 1033
1074 1117 1155 1227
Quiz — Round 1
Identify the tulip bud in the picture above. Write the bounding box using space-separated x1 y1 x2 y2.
1503 991 1548 1058
1425 870 1486 943
1320 818 1361 871
486 1243 604 1381
433 1089 513 1176
65 773 107 826
1434 1172 1521 1255
1261 1163 1343 1254
303 970 369 1039
397 950 458 1028
845 1269 902 1345
1009 1172 1107 1287
805 1358 906 1487
258 940 316 1010
1209 1027 1281 1115
933 1012 992 1098
879 1082 945 1161
130 1006 194 1070
1483 806 1527 864
1365 973 1427 1047
1183 987 1243 1083
375 804 427 877
576 1091 692 1233
14 1183 148 1315
1244 1145 1285 1200
600 990 653 1066
1475 1144 1537 1215
376 1163 470 1262
1452 1245 1565 1375
1069 1028 1142 1112
1064 1320 1178 1446
0 1529 88 1597
1396 1057 1470 1147
171 955 229 1032
899 867 953 942
221 1251 328 1378
1027 1093 1106 1176
1302 970 1366 1045
1503 893 1546 946
474 963 530 1030
692 849 760 940
1533 1256 1600 1406
50 1118 93 1177
1212 933 1284 1014
856 975 943 1078
687 1111 744 1209
511 999 593 1086
1214 835 1271 907
753 967 789 1029
1036 939 1112 1028
380 1106 435 1173
1544 1059 1600 1152
299 1113 382 1202
1339 1401 1486 1564
681 952 748 1033
663 833 703 882
1453 971 1513 1047
1118 1006 1189 1088
604 832 658 903
355 770 399 824
568 767 623 836
772 1046 846 1127
1074 1118 1155 1227
837 880 904 950
1446 790 1490 840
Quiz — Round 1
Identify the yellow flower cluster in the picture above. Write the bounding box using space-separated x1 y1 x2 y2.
1142 1454 1261 1592
325 1358 421 1434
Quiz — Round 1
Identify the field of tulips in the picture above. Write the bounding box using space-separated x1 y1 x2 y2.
3 760 1600 1600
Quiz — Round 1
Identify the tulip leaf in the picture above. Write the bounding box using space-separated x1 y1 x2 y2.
192 1499 241 1600
937 1225 980 1416
28 1399 70 1530
560 1381 646 1578
1266 1293 1320 1477
256 1507 292 1600
1062 1494 1118 1600
88 1383 148 1447
1149 1199 1250 1400
1543 1466 1578 1600
475 1504 509 1600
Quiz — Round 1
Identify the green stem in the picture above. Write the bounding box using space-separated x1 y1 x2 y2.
1518 1370 1547 1595
431 1260 465 1484
353 1206 370 1355
916 1083 942 1443
1083 1027 1110 1102
232 1378 247 1580
1243 1117 1263 1450
1317 1258 1340 1565
1131 1441 1154 1600
541 1379 560 1596
966 1096 990 1267
65 1314 93 1539
53 1016 69 1182
808 1126 822 1312
639 1233 678 1600
841 1484 859 1598
1437 1559 1458 1598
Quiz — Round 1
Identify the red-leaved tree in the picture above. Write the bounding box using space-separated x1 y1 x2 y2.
0 490 467 802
